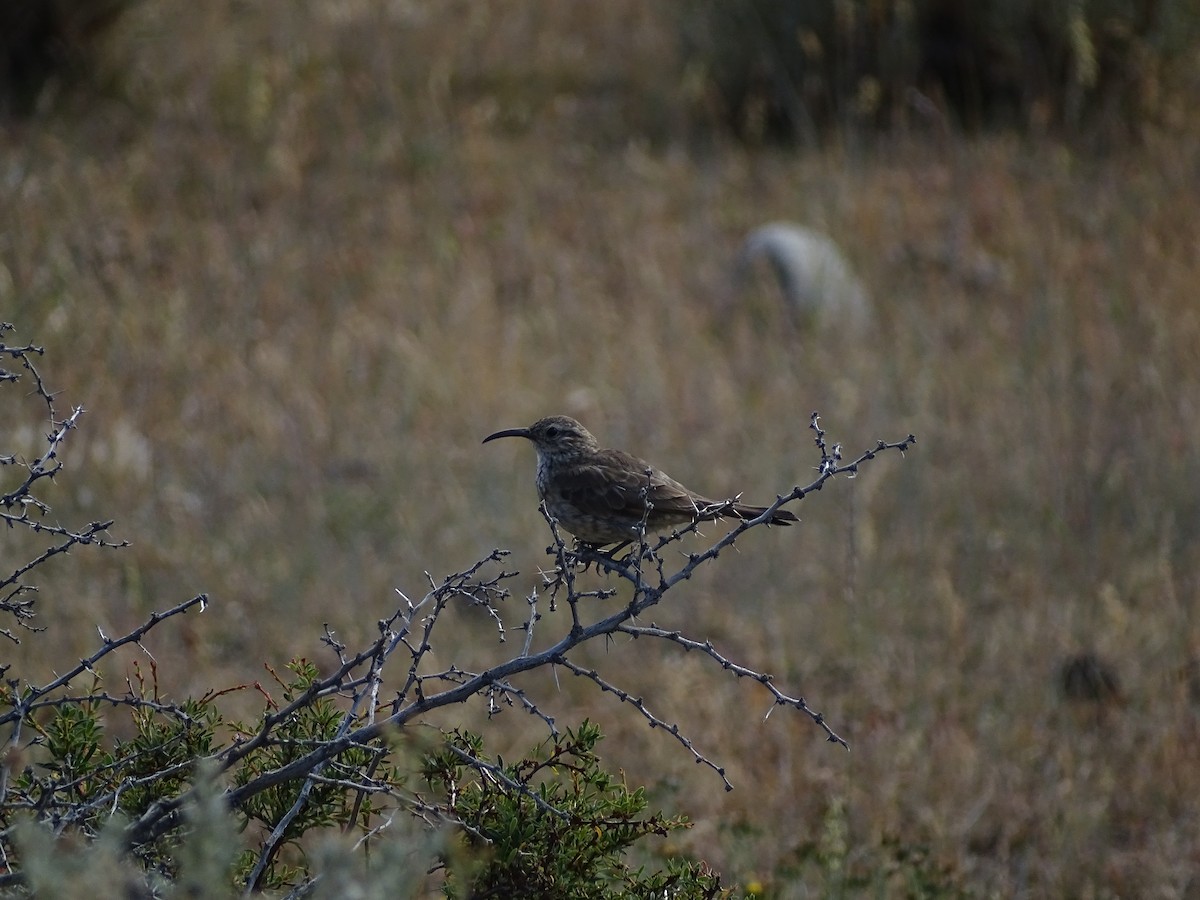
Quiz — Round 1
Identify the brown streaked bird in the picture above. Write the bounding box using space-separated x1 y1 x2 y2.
482 415 798 545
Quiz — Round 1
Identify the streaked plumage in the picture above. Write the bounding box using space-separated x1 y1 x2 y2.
483 415 797 545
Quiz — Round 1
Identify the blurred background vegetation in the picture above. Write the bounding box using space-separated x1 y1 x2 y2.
3 0 1199 895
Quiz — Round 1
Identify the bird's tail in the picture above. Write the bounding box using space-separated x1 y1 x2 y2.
723 502 798 526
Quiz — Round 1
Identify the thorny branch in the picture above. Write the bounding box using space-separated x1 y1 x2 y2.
1 324 128 643
1 338 913 883
116 413 914 858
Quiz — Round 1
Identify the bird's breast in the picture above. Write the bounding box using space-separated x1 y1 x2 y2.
534 452 551 499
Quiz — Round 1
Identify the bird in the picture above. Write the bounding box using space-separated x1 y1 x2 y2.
482 415 797 545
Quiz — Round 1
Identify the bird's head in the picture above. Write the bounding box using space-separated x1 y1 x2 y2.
483 415 601 460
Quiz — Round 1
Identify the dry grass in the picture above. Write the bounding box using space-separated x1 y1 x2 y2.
3 2 1199 895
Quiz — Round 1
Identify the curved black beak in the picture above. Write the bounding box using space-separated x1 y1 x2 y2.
482 427 531 444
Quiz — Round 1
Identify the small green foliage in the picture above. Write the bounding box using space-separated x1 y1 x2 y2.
426 720 726 899
14 767 239 899
41 694 104 784
233 659 395 835
108 670 222 821
229 658 407 891
9 667 224 850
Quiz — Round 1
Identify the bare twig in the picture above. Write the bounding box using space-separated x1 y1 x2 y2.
2 343 912 882
121 414 913 850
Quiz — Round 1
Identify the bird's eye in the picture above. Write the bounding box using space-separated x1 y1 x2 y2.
545 425 560 438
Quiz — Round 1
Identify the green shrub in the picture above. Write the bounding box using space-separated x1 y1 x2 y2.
2 323 908 894
427 720 727 899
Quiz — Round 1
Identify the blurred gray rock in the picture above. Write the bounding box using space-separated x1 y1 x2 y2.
732 222 870 327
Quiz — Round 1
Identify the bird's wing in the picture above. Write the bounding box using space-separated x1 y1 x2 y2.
560 449 707 522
